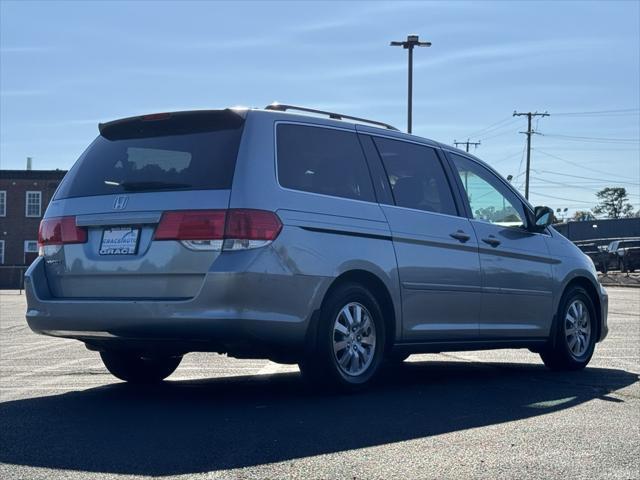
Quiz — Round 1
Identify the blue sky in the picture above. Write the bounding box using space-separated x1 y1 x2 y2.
1 0 639 215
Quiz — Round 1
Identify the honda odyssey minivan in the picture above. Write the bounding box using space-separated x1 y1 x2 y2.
24 104 608 390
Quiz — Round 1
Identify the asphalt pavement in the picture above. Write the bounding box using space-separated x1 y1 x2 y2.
1 288 638 479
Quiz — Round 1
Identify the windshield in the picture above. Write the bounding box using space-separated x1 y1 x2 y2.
55 111 244 199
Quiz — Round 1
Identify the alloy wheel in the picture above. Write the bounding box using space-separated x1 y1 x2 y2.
565 299 591 358
332 302 377 376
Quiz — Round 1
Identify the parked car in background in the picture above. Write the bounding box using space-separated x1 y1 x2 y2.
575 242 609 273
24 104 608 391
607 238 640 273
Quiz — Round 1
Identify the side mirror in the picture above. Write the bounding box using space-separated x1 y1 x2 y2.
532 206 554 231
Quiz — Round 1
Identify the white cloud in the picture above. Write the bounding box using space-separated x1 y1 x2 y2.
304 37 618 80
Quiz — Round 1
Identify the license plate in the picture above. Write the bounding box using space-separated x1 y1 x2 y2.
100 227 140 255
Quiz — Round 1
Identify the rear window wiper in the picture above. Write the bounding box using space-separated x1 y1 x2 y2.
104 180 193 191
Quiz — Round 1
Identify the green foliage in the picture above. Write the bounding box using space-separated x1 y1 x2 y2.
572 210 595 221
592 187 634 219
474 205 521 224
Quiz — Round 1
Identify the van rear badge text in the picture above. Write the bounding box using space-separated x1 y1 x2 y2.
113 196 128 210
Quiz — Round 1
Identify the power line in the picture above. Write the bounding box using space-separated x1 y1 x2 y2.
528 191 595 204
539 133 639 144
514 142 528 190
534 168 640 185
551 108 640 116
478 126 520 142
513 110 549 199
533 149 636 180
529 175 640 197
527 146 639 151
489 150 523 166
464 116 517 139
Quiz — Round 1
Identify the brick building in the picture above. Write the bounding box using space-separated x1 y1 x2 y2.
0 169 67 288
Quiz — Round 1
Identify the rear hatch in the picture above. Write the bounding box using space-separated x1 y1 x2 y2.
41 109 245 299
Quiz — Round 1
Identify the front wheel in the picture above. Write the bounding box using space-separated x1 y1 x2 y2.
540 286 596 371
299 283 386 392
100 351 182 383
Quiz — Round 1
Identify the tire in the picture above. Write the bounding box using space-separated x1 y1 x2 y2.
299 283 386 392
540 286 597 371
100 351 182 383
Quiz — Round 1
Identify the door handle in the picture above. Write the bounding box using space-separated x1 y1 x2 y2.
450 230 471 243
482 236 501 247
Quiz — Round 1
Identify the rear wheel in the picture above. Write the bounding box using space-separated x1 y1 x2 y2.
100 351 182 383
540 286 596 371
299 283 386 392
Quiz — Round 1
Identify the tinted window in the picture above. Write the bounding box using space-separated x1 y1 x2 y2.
450 153 526 228
276 124 375 202
55 111 244 199
373 137 457 215
621 240 640 248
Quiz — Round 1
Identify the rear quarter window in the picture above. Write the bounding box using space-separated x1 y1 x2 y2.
276 124 375 202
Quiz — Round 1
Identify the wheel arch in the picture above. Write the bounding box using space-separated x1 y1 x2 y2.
559 276 602 342
315 269 398 353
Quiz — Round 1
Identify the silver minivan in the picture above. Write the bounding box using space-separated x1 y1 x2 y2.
24 104 608 390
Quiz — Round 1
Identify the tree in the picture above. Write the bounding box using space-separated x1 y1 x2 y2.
572 210 595 221
592 187 634 219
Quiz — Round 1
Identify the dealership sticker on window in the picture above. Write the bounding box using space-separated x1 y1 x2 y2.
100 227 140 255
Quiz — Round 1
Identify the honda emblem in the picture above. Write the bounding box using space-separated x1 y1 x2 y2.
113 196 128 210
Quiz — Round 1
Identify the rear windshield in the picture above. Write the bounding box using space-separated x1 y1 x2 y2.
55 111 244 199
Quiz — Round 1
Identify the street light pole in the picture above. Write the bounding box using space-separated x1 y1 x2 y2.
408 44 413 134
390 34 431 134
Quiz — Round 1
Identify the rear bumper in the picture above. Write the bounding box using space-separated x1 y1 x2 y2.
24 256 329 360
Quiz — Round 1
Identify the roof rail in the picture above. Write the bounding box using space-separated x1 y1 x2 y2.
264 103 399 131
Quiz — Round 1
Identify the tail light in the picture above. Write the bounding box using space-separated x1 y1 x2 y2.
155 210 226 240
38 216 87 256
155 209 282 251
223 209 282 251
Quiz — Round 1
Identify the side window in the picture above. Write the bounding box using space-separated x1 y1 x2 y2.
277 124 375 202
373 137 457 216
450 153 526 228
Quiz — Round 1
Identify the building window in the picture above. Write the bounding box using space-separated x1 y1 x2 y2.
0 191 6 216
0 240 4 264
25 191 42 217
24 240 38 264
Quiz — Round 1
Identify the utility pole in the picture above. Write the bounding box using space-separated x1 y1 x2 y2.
513 110 549 200
453 139 481 153
390 34 431 134
453 139 479 191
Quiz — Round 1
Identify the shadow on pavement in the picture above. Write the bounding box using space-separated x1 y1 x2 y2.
0 360 637 475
